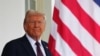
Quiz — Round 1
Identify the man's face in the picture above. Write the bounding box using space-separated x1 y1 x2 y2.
24 15 45 40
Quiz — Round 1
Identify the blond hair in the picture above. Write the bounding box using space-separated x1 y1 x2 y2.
24 10 45 24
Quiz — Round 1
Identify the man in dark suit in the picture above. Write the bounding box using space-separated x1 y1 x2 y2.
1 10 52 56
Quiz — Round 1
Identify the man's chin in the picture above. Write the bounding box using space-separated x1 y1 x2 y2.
34 34 41 38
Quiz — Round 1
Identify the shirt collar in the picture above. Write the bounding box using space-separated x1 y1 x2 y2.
26 34 42 46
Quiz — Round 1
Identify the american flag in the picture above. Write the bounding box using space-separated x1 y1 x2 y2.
48 0 100 56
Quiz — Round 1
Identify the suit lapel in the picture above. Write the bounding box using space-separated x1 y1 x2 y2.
42 41 51 56
21 35 36 56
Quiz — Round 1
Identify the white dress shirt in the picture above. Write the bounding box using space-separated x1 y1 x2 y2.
26 34 46 56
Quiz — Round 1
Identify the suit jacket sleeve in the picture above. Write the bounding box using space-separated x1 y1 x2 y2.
1 41 17 56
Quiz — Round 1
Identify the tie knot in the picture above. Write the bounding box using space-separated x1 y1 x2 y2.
35 41 40 46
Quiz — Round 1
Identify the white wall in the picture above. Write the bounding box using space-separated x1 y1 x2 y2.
42 0 52 42
42 0 55 41
0 0 25 55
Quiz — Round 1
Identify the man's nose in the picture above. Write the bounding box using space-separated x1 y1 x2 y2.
34 22 40 27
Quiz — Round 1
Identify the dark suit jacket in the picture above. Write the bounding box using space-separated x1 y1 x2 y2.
1 35 52 56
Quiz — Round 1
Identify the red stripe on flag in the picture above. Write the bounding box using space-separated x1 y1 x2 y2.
48 35 60 56
53 7 92 56
61 0 100 43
